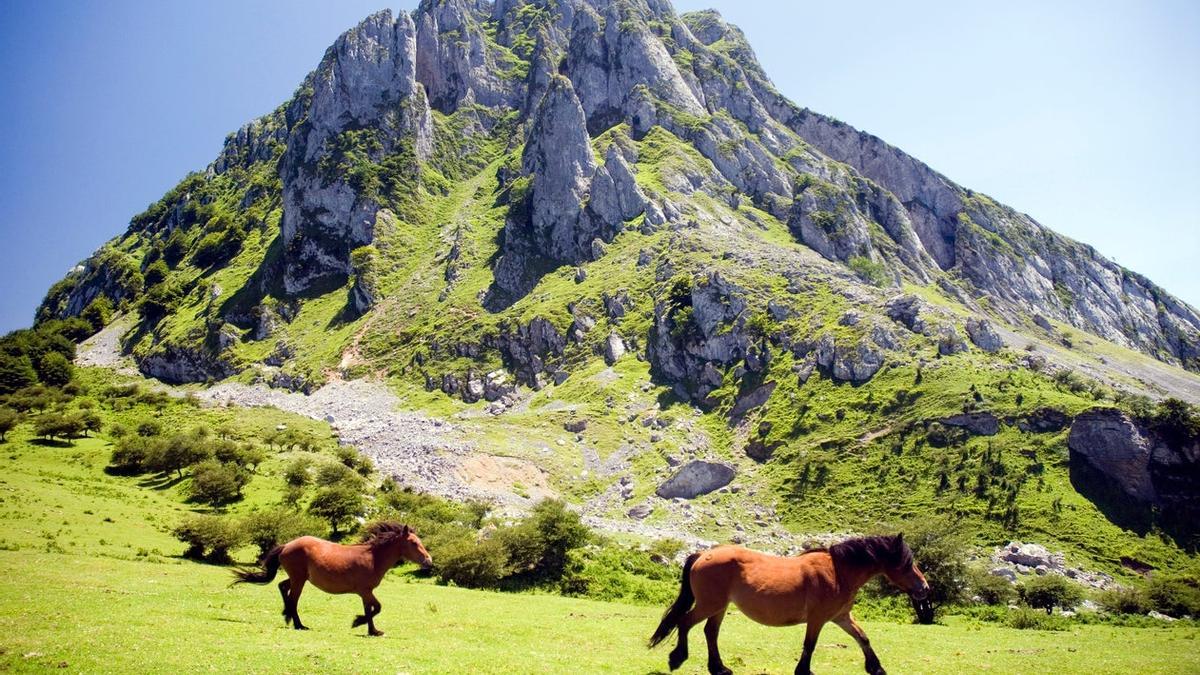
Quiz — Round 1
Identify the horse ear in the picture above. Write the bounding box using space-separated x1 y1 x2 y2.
895 532 905 544
401 524 411 537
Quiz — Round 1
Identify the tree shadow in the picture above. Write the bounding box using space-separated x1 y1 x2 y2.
29 438 74 448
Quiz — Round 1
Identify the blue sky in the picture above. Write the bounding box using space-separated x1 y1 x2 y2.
0 1 1196 333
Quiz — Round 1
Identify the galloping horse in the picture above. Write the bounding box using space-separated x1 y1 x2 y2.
232 522 433 635
649 534 929 675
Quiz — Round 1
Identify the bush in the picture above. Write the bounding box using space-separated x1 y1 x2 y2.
0 354 38 395
316 461 362 488
108 436 166 475
284 456 314 488
308 485 365 535
240 508 323 558
0 408 18 441
1146 574 1200 618
34 412 86 441
1019 574 1082 614
187 460 250 506
434 537 512 588
499 499 591 582
151 433 213 478
1097 585 1150 615
36 352 73 387
1007 606 1069 630
969 569 1016 606
137 419 163 437
172 514 244 563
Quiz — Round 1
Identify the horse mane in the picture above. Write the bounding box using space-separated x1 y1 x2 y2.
826 535 913 570
360 521 411 550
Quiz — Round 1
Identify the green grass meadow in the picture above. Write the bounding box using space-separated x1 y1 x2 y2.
0 413 1197 673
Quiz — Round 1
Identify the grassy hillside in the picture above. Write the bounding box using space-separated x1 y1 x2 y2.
0 373 1197 673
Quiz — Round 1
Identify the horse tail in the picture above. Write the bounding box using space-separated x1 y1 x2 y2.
649 552 699 648
230 545 283 586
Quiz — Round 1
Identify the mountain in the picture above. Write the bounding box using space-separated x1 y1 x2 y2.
31 1 1200 557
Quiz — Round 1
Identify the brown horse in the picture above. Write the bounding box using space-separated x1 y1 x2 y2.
649 534 929 675
231 522 432 635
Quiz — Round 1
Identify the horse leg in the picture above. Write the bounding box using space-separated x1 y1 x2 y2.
288 578 309 630
703 609 731 675
833 614 885 675
794 621 824 675
354 592 384 636
670 598 727 672
277 579 292 626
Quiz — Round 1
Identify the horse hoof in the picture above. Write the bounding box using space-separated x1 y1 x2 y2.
668 650 687 671
369 630 384 637
294 625 309 631
352 615 366 628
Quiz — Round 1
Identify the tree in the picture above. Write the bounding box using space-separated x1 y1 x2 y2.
80 295 113 331
240 508 322 558
1019 574 1083 614
34 412 85 441
172 514 244 563
188 460 250 506
308 485 364 536
0 408 18 441
153 434 213 478
36 352 73 387
0 354 37 395
79 410 103 437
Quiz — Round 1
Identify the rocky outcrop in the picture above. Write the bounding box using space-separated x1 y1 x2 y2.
939 412 1000 436
491 76 653 302
415 0 522 112
965 317 1004 353
1068 407 1200 539
138 344 239 384
1017 407 1072 433
278 10 433 294
647 272 756 402
656 460 736 499
813 334 885 384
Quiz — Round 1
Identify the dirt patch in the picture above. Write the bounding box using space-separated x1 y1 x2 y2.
455 455 556 501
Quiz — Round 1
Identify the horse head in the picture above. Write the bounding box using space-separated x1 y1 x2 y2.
364 522 434 570
880 533 930 600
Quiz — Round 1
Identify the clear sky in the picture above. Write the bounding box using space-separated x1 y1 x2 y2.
0 1 1196 333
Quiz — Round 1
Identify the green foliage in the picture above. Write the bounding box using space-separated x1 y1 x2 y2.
1149 398 1200 448
1098 585 1151 615
0 354 37 395
0 408 17 441
36 352 73 387
308 485 365 535
969 569 1016 606
172 514 245 563
1006 606 1070 630
240 508 323 558
187 459 251 506
870 517 969 621
848 256 890 287
33 412 86 441
435 536 513 589
1146 574 1200 617
1019 575 1083 614
80 295 114 331
283 456 314 488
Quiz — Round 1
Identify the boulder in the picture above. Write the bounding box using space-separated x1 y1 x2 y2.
965 317 1004 352
656 461 736 499
940 412 1001 436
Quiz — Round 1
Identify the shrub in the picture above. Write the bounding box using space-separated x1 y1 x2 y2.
1097 585 1150 615
308 485 365 535
80 296 114 330
1019 575 1082 614
34 412 85 441
137 419 163 437
1007 607 1069 630
434 537 512 588
284 456 314 488
0 408 17 441
240 508 323 558
316 461 361 488
172 514 244 563
152 433 213 478
1146 574 1200 618
187 460 250 506
500 499 591 582
36 352 73 387
969 569 1016 606
108 436 165 475
1149 398 1200 448
192 225 245 268
869 517 969 624
0 354 38 395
